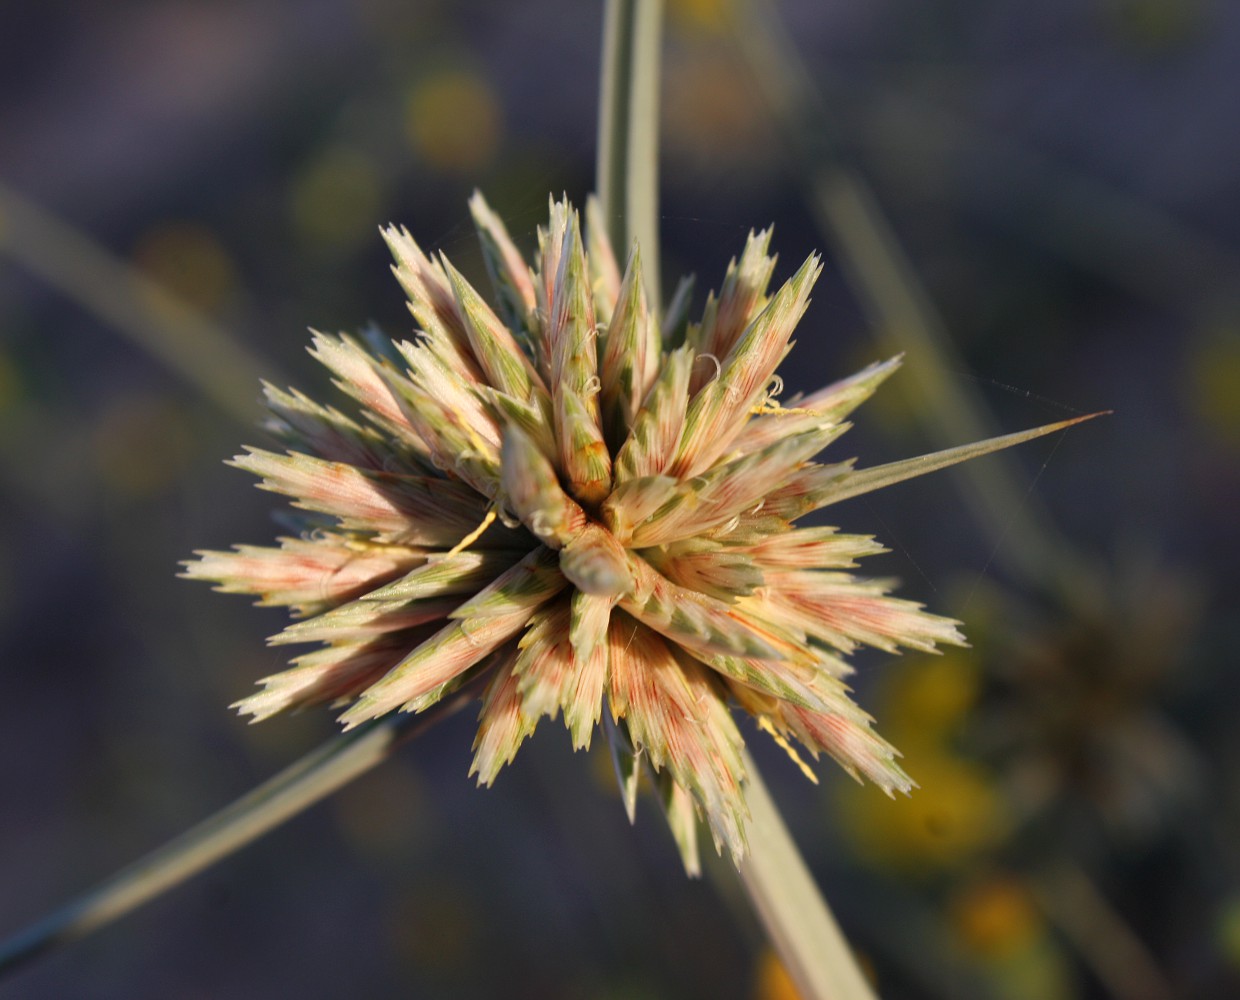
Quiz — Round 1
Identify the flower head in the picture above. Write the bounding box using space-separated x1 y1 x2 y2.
184 194 1090 871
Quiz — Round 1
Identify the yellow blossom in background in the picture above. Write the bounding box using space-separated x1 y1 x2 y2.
93 394 194 499
753 948 804 1000
949 875 1041 958
668 0 730 34
405 69 502 174
839 748 1009 872
1217 895 1240 971
132 221 238 317
0 349 23 418
1184 317 1240 449
290 145 385 252
881 650 982 742
950 875 1078 1000
837 646 1009 871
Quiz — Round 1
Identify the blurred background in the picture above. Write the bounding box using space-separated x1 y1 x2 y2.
0 0 1237 997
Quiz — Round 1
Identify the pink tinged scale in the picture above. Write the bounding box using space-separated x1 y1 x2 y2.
381 224 474 357
469 646 536 786
231 447 490 545
259 381 395 473
686 226 777 394
507 593 612 751
618 552 836 714
611 344 694 484
742 526 887 571
761 571 966 656
670 253 823 479
307 332 430 458
728 680 912 796
267 549 517 646
624 422 850 548
234 628 439 723
608 618 748 863
385 339 503 500
337 547 566 728
181 537 425 618
727 355 902 457
640 537 765 602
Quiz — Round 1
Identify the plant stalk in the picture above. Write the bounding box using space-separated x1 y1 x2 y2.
739 753 879 1000
0 698 467 979
0 180 279 425
597 0 662 306
599 3 878 996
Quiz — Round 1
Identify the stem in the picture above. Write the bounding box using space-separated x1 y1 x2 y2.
0 697 467 979
598 4 875 995
0 180 280 426
739 753 879 1000
1030 864 1176 1000
597 0 663 306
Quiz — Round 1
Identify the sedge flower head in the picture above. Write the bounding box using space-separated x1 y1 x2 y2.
185 194 1085 871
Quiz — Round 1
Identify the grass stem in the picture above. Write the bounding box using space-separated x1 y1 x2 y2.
0 697 467 980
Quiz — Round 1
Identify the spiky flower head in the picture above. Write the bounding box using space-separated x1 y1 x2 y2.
184 194 1088 872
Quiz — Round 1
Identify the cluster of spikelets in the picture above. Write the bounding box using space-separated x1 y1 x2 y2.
184 194 1085 872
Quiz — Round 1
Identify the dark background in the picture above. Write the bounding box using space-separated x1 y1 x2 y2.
1 1 1237 997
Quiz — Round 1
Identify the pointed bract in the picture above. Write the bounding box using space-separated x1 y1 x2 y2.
548 211 612 504
444 255 548 404
307 331 430 458
338 547 566 727
599 243 660 451
501 424 587 548
661 273 695 347
232 448 489 545
469 191 538 339
181 537 424 618
604 712 643 824
608 618 748 862
686 227 777 394
672 253 823 478
612 344 693 483
469 647 535 786
382 224 471 354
